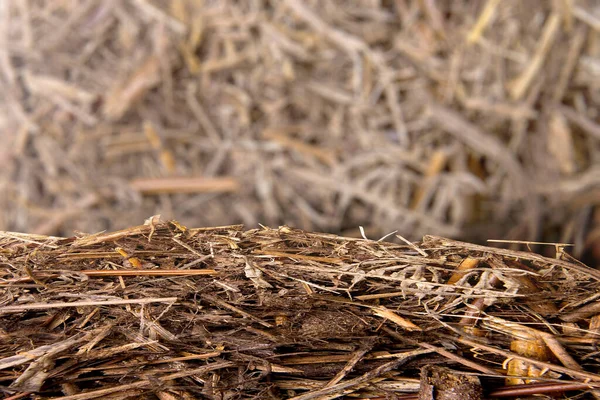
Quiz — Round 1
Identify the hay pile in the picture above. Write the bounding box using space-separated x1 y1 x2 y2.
1 1 600 257
2 218 600 399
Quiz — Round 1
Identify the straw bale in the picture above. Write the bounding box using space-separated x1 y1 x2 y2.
2 219 600 398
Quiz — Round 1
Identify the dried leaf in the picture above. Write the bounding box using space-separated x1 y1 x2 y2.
244 256 273 288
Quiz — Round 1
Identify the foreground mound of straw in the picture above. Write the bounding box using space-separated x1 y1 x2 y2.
2 218 600 399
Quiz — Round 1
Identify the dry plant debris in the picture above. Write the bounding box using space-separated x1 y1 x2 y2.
1 1 600 260
2 218 600 398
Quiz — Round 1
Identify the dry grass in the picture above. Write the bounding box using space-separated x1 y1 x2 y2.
0 1 600 261
2 219 600 398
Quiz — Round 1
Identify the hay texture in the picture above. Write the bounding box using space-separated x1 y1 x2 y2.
1 1 600 258
2 218 600 398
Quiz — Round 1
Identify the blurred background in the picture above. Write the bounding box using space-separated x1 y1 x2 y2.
1 0 599 262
